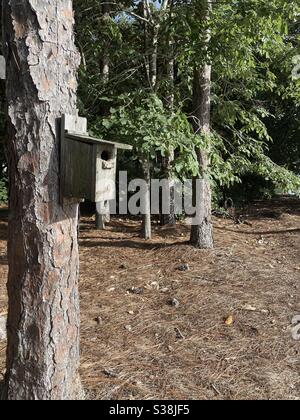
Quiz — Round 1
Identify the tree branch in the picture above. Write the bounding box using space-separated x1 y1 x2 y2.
126 10 152 25
144 0 154 24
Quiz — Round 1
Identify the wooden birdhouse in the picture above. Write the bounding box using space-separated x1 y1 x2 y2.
60 114 132 203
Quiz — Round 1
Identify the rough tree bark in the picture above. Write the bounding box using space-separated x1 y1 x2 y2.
190 0 214 249
2 0 83 400
141 158 152 240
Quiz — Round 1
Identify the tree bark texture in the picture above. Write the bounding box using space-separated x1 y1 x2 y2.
141 159 152 240
2 0 82 400
190 0 214 249
190 67 214 249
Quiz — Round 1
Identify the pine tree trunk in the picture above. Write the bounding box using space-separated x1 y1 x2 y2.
150 24 159 90
160 153 176 226
2 0 83 400
190 0 214 249
100 2 110 85
141 159 152 240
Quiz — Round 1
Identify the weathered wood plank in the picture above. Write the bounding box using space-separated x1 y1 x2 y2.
63 114 87 135
60 113 88 204
65 132 133 150
94 144 116 202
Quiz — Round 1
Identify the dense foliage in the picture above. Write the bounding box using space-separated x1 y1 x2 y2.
0 1 299 205
74 0 300 203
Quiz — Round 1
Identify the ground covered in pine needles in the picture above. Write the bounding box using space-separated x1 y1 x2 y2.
0 197 300 400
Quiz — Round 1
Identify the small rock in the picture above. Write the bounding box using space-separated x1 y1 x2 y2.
125 325 132 332
128 287 144 295
0 316 7 341
128 310 134 315
242 304 257 312
119 264 128 270
132 380 142 386
169 298 180 308
176 263 190 272
150 281 160 290
103 369 118 378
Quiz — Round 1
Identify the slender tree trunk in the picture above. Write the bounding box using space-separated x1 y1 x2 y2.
96 2 111 230
150 24 159 90
160 152 176 226
100 3 110 85
161 34 175 226
190 0 214 249
141 159 152 240
2 0 83 400
140 1 153 239
142 0 151 84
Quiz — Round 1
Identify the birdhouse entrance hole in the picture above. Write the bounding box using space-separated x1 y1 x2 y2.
101 150 111 161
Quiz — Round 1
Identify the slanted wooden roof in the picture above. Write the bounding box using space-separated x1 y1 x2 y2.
65 131 132 151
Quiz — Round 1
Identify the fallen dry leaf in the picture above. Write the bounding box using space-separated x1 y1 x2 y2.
225 315 234 326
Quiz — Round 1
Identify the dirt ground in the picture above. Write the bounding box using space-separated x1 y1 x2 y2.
0 197 300 400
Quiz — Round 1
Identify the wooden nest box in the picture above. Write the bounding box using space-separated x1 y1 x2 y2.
61 114 132 203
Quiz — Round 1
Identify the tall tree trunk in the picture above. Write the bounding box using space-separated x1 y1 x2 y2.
96 2 111 230
140 1 153 240
190 0 214 249
150 24 159 90
100 3 110 85
141 159 152 240
2 0 82 400
161 33 176 226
